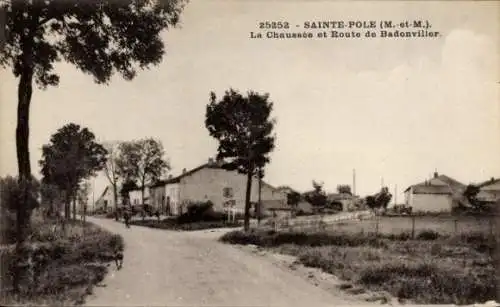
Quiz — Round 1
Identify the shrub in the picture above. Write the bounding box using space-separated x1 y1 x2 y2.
176 201 223 224
382 231 412 241
219 230 387 248
0 220 123 306
359 262 497 304
416 229 440 241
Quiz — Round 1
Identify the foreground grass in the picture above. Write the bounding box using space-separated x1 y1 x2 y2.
220 229 498 304
129 217 242 231
1 218 124 306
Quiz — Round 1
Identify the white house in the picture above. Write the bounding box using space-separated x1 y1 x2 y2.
129 187 150 207
404 172 466 212
148 158 287 215
477 177 500 205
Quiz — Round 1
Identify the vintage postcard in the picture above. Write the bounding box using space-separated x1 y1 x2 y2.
0 0 499 306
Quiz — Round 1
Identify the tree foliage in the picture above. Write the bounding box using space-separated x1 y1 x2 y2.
39 123 107 219
337 184 352 195
303 180 327 209
116 138 170 204
365 187 392 213
1 0 186 88
1 175 39 212
205 89 276 231
287 191 301 213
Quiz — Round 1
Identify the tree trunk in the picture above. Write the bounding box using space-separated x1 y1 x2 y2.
72 196 76 220
16 61 34 244
113 182 118 221
141 183 145 220
257 170 262 226
244 169 253 232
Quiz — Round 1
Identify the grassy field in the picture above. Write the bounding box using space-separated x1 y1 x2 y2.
220 225 498 304
318 215 495 236
0 214 124 306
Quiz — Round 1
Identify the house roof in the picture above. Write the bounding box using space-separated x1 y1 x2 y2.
405 173 465 195
477 177 500 189
96 186 109 201
149 162 278 189
276 186 300 194
410 185 452 195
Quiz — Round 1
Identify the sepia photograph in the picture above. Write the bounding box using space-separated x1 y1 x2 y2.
0 0 499 306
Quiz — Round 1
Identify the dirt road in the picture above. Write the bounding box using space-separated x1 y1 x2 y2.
84 217 356 307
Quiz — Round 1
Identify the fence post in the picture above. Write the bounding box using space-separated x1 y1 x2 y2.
411 215 416 239
454 219 458 234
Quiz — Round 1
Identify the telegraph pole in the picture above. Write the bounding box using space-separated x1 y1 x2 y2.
352 169 356 196
394 184 398 205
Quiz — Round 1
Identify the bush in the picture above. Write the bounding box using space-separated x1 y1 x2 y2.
176 201 223 224
0 219 123 306
129 216 242 231
382 231 412 241
359 262 497 304
219 230 387 248
416 229 440 241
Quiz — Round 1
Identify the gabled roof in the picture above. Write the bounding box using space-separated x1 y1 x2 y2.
405 173 465 195
149 162 278 189
477 177 500 189
410 185 452 195
96 186 109 201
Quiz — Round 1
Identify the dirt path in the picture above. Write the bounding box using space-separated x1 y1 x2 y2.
84 217 361 307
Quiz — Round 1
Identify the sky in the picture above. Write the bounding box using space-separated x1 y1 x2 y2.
0 0 499 203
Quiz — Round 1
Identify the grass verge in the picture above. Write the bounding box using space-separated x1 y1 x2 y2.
220 229 498 304
0 218 124 306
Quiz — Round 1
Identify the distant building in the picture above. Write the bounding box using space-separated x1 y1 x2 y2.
129 186 150 207
95 185 121 212
327 192 359 212
404 172 466 212
148 158 286 215
477 177 500 205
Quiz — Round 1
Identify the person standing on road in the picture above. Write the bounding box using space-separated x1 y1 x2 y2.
124 206 131 228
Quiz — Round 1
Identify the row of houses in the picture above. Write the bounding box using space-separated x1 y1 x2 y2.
95 158 289 215
95 163 499 215
404 171 500 212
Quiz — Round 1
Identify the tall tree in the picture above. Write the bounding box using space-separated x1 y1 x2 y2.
0 0 186 246
205 89 276 231
365 186 392 213
39 123 107 224
287 191 301 215
304 180 327 212
116 138 169 206
103 141 121 219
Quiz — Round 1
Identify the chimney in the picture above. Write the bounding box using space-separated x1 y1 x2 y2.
182 168 186 174
491 177 495 182
208 157 214 165
433 171 438 178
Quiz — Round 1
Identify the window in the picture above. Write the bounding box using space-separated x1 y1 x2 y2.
223 187 233 198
